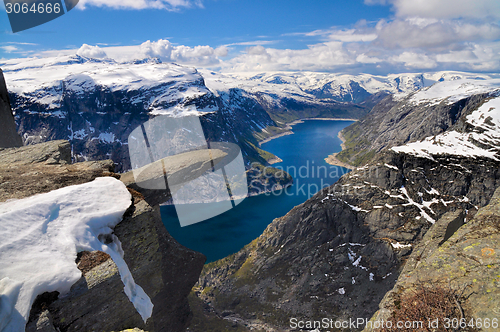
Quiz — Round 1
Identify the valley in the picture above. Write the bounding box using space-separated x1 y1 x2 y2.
1 56 500 332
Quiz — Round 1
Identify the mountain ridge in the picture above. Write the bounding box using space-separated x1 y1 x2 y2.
3 54 496 174
191 78 500 331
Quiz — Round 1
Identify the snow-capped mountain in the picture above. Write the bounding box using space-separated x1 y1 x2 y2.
2 55 280 171
1 54 497 171
201 70 493 104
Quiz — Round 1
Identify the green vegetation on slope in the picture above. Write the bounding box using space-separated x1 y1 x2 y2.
336 121 376 167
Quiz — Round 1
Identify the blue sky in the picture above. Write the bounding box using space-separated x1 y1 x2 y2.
1 0 500 74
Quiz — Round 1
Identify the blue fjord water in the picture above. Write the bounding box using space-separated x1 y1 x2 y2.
161 120 353 263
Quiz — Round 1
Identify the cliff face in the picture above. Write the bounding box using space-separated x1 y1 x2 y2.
0 69 22 148
192 80 500 331
366 186 500 331
337 80 500 166
0 140 205 332
194 151 499 331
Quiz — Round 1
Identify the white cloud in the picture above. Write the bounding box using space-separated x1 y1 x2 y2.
27 32 500 74
214 46 228 57
139 39 222 66
225 40 277 47
291 28 377 43
4 42 38 46
36 40 224 66
374 19 500 49
365 0 500 19
224 42 356 72
77 0 202 10
356 54 382 64
77 44 107 58
391 51 437 69
328 30 378 42
0 45 18 53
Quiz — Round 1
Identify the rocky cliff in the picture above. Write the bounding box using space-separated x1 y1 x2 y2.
192 79 500 331
0 69 22 148
337 79 500 166
0 140 206 332
364 185 500 331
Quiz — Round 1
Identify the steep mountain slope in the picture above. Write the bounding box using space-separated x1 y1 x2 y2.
2 56 279 172
337 79 500 166
365 187 500 331
192 80 500 331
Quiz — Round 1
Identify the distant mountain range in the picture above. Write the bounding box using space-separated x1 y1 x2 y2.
1 54 497 172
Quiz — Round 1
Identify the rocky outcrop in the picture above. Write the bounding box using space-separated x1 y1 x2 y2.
0 140 206 332
337 88 498 166
0 68 22 148
0 140 118 202
120 148 228 207
366 186 500 331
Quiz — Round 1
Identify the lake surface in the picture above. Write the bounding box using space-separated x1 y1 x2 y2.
161 120 353 263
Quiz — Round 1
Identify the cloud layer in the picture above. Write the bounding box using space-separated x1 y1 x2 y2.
365 0 500 19
139 39 226 66
77 0 202 10
221 16 500 73
77 44 107 58
13 0 500 74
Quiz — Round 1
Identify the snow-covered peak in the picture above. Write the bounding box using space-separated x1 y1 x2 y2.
402 78 500 106
201 70 496 105
3 54 498 116
2 55 212 115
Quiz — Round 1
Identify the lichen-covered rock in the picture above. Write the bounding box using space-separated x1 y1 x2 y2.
366 187 500 331
0 140 117 202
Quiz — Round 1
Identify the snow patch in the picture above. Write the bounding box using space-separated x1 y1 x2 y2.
384 163 399 170
97 132 116 144
392 96 500 161
0 178 153 331
391 242 412 249
408 79 500 106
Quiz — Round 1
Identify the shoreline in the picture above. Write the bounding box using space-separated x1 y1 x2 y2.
259 117 357 147
324 131 354 170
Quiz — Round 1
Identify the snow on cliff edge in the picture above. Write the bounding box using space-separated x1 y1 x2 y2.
0 177 153 332
392 84 500 161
